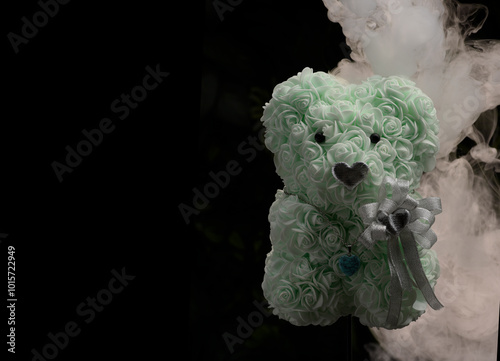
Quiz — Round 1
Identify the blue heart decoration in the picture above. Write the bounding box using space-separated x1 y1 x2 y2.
339 254 361 276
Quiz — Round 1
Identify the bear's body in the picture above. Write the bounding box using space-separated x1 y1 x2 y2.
261 68 442 328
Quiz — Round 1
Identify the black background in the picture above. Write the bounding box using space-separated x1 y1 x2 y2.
1 0 499 361
2 1 193 360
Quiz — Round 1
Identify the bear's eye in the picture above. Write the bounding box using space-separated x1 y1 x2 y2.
315 131 326 143
370 133 381 144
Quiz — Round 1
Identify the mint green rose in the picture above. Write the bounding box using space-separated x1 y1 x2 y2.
305 101 334 129
306 186 329 210
410 93 437 120
381 116 403 138
330 100 357 126
351 80 377 104
317 221 346 255
288 256 316 281
323 82 352 103
341 128 371 151
392 137 414 161
326 128 370 165
401 114 428 144
326 176 359 206
301 140 323 162
276 144 295 178
263 249 288 278
294 163 310 188
355 102 383 134
375 96 404 119
363 150 385 186
307 157 330 185
287 87 320 114
374 137 397 165
377 76 416 95
355 283 384 310
363 258 388 283
394 160 419 186
263 128 287 153
271 279 302 311
296 280 328 311
289 123 308 151
262 103 302 134
296 207 325 235
327 141 362 166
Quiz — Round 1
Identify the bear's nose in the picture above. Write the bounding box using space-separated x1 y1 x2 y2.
332 162 369 190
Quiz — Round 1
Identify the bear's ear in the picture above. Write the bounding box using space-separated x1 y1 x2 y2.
260 68 350 153
260 72 307 153
260 97 304 154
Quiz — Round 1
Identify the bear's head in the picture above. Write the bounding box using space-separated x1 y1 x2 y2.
262 67 440 214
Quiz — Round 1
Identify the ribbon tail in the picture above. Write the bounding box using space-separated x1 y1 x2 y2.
387 235 412 291
385 235 413 328
385 266 402 329
400 229 444 310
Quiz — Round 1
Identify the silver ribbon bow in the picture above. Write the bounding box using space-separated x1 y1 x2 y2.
357 176 443 328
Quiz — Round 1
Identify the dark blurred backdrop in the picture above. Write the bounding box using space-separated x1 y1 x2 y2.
188 1 500 360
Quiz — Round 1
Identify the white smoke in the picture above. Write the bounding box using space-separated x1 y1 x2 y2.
322 0 500 360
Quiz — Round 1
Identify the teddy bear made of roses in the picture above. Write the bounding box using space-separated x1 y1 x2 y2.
260 67 443 329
